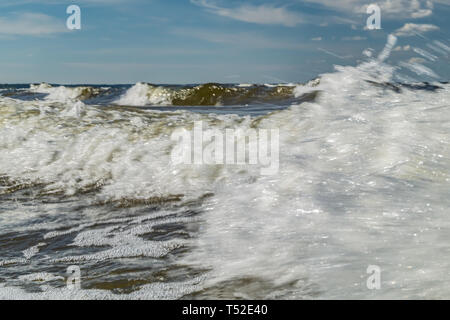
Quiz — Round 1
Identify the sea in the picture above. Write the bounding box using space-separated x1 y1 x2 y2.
1 36 450 299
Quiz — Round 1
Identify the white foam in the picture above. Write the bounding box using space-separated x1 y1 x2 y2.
18 272 64 283
0 277 203 300
29 83 99 103
0 96 249 202
114 82 172 106
51 216 190 263
22 243 45 260
179 37 450 298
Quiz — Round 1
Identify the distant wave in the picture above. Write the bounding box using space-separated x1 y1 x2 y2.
1 34 450 299
0 82 299 107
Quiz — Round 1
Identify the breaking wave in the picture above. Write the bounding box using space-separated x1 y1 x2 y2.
29 83 105 102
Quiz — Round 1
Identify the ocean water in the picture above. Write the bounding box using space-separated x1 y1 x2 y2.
1 36 450 299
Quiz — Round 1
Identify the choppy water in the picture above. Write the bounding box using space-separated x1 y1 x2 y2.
1 36 450 299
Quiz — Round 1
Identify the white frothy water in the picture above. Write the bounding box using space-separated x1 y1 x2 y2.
181 36 450 299
1 35 450 299
29 83 102 103
1 89 270 204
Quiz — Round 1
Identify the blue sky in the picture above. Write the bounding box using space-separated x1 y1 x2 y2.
0 0 449 84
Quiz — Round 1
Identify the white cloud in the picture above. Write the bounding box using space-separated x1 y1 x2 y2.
408 57 426 64
394 23 439 37
393 45 411 51
311 37 322 41
342 36 367 41
411 9 433 18
0 12 65 35
191 0 303 27
302 0 434 19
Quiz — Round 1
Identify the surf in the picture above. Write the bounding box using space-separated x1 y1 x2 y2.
0 35 449 299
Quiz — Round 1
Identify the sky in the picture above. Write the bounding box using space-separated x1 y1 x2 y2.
0 0 449 84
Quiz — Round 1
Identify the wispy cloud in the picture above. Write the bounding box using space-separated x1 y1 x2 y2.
408 57 426 64
411 9 433 19
191 0 303 27
394 23 439 37
302 0 434 19
0 12 65 35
